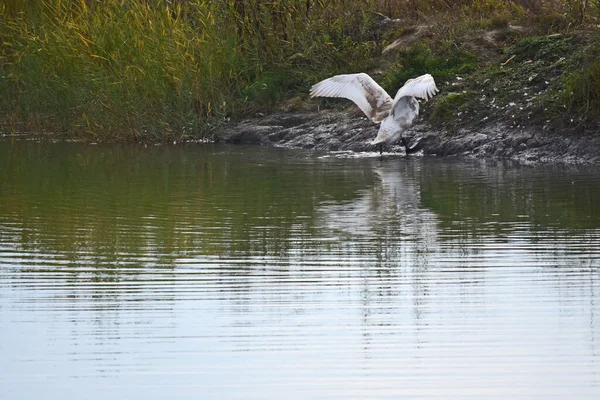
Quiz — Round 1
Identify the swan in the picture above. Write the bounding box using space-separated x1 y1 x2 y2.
310 73 439 154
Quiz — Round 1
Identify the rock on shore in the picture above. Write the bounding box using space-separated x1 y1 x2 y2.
216 109 600 164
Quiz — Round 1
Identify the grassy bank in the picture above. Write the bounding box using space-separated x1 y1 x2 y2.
0 0 379 140
1 1 599 141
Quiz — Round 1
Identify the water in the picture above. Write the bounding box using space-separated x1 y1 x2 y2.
1 140 599 399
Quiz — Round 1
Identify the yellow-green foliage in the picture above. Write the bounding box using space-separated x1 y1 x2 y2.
0 0 378 140
1 0 599 140
1 1 218 139
376 0 600 23
431 92 468 122
564 38 600 114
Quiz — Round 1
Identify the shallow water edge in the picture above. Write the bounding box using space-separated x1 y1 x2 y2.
217 110 600 165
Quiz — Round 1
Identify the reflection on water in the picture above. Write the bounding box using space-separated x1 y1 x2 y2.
1 140 599 399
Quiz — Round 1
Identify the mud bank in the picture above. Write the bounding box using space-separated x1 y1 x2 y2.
216 110 600 164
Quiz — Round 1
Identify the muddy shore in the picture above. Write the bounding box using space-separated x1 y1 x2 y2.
216 27 600 165
216 109 600 164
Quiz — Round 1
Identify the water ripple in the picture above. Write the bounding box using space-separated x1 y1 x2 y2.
1 142 600 399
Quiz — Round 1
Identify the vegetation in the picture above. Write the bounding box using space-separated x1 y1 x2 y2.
1 0 599 141
429 32 600 132
0 0 379 140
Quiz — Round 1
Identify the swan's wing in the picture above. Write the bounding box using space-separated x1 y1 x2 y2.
393 73 439 102
310 73 393 122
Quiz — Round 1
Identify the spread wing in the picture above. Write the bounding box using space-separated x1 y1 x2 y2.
393 73 439 102
310 73 393 123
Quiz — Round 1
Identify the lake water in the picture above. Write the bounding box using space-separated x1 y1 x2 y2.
1 140 599 399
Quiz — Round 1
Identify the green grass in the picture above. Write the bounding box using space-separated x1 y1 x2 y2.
424 32 600 130
431 92 469 122
381 43 479 92
1 1 228 140
0 0 380 140
563 35 600 116
1 0 599 140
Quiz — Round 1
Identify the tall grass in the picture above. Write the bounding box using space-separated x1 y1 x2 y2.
564 35 600 115
0 0 379 140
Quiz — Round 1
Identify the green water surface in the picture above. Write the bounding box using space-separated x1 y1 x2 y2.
1 140 599 399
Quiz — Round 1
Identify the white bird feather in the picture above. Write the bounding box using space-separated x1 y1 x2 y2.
394 74 438 102
310 73 439 150
309 73 393 123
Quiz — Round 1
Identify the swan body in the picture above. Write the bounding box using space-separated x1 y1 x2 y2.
310 73 438 151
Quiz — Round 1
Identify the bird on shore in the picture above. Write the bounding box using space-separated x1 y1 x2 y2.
310 73 438 154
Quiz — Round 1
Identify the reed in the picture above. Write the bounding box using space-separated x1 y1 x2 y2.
0 0 598 140
564 36 600 116
0 0 378 140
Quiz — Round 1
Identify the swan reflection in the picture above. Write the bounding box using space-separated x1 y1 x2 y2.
319 160 439 263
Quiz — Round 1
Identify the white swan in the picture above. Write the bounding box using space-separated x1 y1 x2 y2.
310 73 438 153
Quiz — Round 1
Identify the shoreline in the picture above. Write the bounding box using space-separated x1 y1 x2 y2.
216 109 600 165
3 108 599 166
